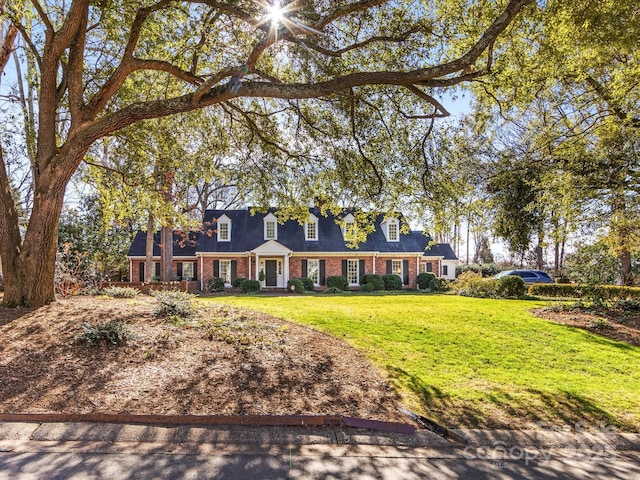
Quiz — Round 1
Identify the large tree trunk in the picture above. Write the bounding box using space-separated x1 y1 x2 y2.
621 250 632 286
1 168 66 306
160 226 174 281
0 149 25 306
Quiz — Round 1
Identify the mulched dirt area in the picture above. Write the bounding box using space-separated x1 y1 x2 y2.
0 295 404 422
532 305 640 347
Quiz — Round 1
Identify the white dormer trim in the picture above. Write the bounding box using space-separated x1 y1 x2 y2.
217 214 231 242
341 213 355 240
381 217 400 242
305 213 319 241
264 213 278 240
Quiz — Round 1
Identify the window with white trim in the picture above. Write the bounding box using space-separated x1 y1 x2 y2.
183 262 194 280
305 220 318 241
388 221 398 241
392 259 403 277
342 214 356 241
442 265 448 276
347 259 359 285
421 262 433 273
218 222 230 241
264 214 278 240
220 260 232 285
307 259 320 284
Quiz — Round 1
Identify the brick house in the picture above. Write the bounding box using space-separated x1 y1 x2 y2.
127 208 458 290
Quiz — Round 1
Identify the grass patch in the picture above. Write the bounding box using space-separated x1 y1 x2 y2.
202 295 640 431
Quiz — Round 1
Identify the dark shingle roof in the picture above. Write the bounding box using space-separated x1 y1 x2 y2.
127 209 458 260
127 230 198 257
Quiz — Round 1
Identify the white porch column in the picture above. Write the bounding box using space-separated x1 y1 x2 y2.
248 253 252 280
200 256 204 291
284 254 290 286
255 254 260 281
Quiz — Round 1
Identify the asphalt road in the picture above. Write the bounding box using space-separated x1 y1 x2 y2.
2 420 639 479
2 447 640 479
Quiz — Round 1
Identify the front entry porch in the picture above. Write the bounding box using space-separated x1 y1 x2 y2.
252 240 292 289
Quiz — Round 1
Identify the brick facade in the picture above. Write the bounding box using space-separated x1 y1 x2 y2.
131 254 433 290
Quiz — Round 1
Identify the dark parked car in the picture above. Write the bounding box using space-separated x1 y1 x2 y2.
494 269 554 284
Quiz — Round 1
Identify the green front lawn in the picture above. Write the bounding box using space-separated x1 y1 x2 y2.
202 294 640 431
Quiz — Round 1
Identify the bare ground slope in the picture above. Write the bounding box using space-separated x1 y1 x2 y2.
0 296 404 422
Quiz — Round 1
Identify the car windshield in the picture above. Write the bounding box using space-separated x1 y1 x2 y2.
537 271 552 280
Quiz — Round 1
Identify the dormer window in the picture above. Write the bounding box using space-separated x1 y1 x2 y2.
341 213 356 241
388 221 398 241
264 213 278 240
305 214 318 241
217 214 231 242
382 217 399 242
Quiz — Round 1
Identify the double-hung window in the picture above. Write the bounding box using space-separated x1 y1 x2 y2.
218 222 230 241
305 221 317 241
220 260 232 285
388 222 398 241
265 220 276 240
391 259 403 278
307 259 320 284
182 262 194 280
347 259 359 285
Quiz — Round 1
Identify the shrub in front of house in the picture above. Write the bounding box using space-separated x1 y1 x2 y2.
360 274 385 291
382 274 403 291
102 286 140 298
287 278 305 294
360 283 375 293
299 277 315 291
240 279 261 293
207 277 225 293
232 277 247 289
429 277 450 292
417 272 436 290
454 271 497 298
151 290 196 319
495 275 526 298
326 275 349 291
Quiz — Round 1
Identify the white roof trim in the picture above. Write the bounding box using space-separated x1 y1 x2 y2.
251 240 293 255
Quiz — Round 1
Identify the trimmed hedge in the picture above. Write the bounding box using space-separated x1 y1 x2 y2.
232 277 247 288
299 277 315 291
207 277 225 293
495 275 526 298
287 278 305 294
360 283 375 293
429 277 450 292
382 274 403 291
360 274 385 291
529 284 640 299
240 279 261 293
326 275 349 291
417 272 436 290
